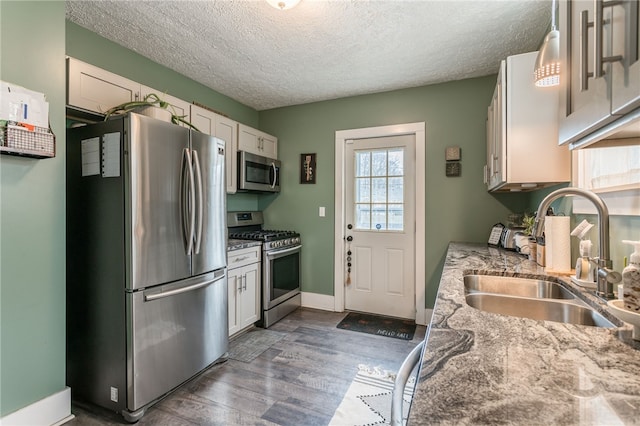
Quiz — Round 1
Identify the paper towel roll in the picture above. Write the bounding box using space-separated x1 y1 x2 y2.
545 216 571 272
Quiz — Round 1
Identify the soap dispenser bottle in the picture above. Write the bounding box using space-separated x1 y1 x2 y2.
622 240 640 313
575 240 593 281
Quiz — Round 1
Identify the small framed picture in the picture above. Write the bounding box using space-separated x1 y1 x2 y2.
300 153 316 184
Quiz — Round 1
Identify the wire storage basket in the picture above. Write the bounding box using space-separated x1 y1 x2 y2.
0 121 55 158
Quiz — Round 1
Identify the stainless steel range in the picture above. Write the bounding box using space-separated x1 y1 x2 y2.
228 211 301 328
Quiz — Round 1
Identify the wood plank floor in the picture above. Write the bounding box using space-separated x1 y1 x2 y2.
67 308 426 425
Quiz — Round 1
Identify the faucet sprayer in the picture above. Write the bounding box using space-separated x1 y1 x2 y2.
533 187 621 299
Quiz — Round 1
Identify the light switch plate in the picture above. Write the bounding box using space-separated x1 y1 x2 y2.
445 146 461 161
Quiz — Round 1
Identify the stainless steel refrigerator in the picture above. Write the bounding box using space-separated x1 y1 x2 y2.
66 113 228 422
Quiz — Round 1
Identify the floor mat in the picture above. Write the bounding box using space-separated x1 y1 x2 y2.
336 312 416 340
227 328 287 362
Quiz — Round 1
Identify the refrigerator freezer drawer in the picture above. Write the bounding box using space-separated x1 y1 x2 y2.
127 269 228 412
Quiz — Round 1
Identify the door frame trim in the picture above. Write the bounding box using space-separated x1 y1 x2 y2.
334 122 426 325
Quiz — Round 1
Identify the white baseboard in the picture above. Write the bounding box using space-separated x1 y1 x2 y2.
1 387 73 426
301 291 336 312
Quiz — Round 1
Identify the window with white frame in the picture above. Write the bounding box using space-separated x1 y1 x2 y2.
574 143 640 215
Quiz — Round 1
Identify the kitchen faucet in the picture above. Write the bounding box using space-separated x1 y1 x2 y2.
532 187 621 299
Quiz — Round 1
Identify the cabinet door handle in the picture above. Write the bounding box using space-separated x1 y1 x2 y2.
594 0 624 79
242 275 247 291
580 9 594 91
232 255 250 263
238 276 243 293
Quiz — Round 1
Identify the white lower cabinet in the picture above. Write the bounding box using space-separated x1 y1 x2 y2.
227 246 261 337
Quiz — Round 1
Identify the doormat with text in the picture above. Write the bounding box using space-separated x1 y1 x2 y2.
336 312 416 340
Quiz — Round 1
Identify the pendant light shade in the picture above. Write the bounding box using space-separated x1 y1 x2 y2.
266 0 301 10
534 0 560 87
534 29 560 87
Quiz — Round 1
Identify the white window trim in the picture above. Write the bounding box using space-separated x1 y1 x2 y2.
572 148 640 216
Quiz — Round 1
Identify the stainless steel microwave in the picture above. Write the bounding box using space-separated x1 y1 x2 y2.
238 151 280 193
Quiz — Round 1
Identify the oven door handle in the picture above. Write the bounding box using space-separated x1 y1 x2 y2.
265 245 301 259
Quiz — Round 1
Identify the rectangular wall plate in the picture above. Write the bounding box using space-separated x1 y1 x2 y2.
445 146 461 161
446 161 461 177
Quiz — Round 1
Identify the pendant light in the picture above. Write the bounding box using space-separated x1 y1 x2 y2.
266 0 301 10
534 0 560 87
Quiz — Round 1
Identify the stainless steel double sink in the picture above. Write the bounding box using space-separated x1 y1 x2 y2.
463 274 616 328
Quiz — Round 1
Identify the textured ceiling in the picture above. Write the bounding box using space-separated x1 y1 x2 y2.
65 0 552 111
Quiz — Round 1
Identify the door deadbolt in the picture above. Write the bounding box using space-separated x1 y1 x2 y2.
346 236 353 242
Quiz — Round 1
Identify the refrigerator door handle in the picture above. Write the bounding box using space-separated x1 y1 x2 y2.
181 148 196 255
192 149 204 255
144 271 226 301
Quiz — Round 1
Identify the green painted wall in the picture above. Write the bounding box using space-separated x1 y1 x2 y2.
0 1 67 417
259 78 530 307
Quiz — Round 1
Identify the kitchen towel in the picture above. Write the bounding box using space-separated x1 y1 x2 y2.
545 216 571 273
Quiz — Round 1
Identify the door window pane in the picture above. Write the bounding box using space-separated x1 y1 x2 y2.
388 149 403 175
388 177 403 203
372 151 387 176
371 204 387 230
356 204 371 229
353 148 405 231
388 204 404 230
356 178 371 203
356 152 370 177
371 177 387 203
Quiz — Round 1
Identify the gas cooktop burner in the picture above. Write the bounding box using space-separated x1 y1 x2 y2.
229 229 299 242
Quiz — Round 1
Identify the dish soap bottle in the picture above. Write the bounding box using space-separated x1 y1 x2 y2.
622 240 640 313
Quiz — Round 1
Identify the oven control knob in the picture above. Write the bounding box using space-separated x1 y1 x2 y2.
285 238 291 245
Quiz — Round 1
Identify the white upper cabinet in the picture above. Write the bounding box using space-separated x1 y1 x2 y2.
559 0 640 147
191 104 239 194
485 52 571 192
140 85 192 126
238 124 278 159
67 57 141 114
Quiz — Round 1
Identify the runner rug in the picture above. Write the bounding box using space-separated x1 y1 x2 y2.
336 312 416 340
329 364 415 426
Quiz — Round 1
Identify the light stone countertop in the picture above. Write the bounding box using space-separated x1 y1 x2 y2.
408 242 640 425
227 238 262 252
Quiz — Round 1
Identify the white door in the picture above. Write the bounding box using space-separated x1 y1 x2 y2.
344 135 416 319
